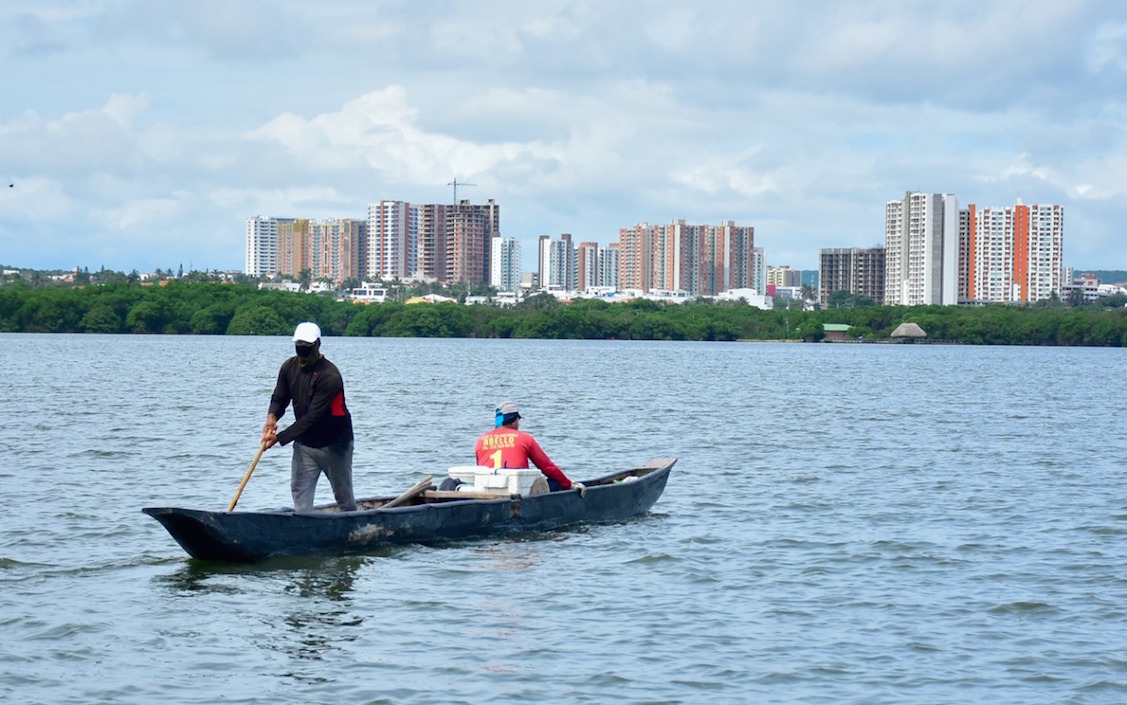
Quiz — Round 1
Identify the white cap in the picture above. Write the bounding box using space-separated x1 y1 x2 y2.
292 321 321 343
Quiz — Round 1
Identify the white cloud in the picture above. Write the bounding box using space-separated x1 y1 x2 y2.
247 85 572 190
207 186 354 221
0 177 72 221
101 93 149 128
94 195 187 231
1087 21 1127 72
671 148 779 198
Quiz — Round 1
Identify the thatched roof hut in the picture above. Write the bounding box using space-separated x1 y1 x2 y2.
891 322 927 339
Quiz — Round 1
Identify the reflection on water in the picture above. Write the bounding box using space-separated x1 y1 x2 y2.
283 558 363 603
279 557 365 668
157 555 368 673
156 554 360 594
465 536 557 573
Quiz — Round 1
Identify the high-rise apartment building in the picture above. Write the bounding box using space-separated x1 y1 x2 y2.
276 218 312 279
448 211 488 285
653 223 678 292
963 204 1011 302
962 201 1063 303
957 207 973 302
618 223 652 292
752 247 766 295
311 219 365 285
577 242 599 293
246 216 289 277
367 201 414 280
415 203 448 281
1024 203 1064 302
819 247 885 305
446 199 499 285
599 243 620 289
538 233 576 291
885 192 959 305
723 223 758 294
490 236 521 293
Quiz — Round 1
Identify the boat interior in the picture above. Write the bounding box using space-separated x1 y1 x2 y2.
342 461 667 513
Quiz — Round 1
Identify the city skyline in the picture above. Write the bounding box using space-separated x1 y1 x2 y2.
243 190 1066 291
3 3 1127 273
245 207 762 296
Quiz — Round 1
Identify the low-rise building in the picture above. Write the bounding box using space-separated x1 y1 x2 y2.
347 285 388 304
822 323 852 342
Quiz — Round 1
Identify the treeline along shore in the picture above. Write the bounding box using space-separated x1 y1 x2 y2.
1 280 1126 346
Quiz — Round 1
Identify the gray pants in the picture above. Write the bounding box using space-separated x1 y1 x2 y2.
291 440 356 512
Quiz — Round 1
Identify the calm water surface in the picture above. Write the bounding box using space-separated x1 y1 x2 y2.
1 334 1126 704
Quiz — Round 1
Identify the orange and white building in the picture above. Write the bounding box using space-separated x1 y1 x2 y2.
961 201 1063 303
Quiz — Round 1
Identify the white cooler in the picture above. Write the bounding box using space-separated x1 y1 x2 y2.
473 467 542 496
447 465 489 486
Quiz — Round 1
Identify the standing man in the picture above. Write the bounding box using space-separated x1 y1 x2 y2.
474 400 583 494
262 322 357 512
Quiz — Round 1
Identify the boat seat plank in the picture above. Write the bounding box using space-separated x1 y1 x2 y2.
424 489 512 501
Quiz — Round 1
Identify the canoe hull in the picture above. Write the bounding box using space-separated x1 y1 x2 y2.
143 457 674 562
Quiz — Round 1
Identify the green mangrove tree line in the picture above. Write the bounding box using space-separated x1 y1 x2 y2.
1 280 1125 346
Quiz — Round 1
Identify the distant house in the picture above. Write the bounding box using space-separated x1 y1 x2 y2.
258 280 334 294
822 323 852 342
347 285 388 304
715 288 773 310
405 294 456 305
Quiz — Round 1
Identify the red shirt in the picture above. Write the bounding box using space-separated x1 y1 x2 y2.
474 427 572 489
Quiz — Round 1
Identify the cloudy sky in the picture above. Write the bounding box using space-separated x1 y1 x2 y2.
2 1 1126 274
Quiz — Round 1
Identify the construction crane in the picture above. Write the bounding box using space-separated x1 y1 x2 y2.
447 178 476 207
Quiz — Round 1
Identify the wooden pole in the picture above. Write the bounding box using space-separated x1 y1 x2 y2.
380 475 435 509
227 442 267 512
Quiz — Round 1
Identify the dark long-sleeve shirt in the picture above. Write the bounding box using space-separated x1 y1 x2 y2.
268 355 353 448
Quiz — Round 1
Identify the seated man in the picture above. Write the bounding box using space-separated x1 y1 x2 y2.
470 400 583 494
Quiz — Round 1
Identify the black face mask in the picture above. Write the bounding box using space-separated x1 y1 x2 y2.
295 344 317 358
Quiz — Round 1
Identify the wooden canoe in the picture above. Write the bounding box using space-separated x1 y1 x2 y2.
143 457 675 562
